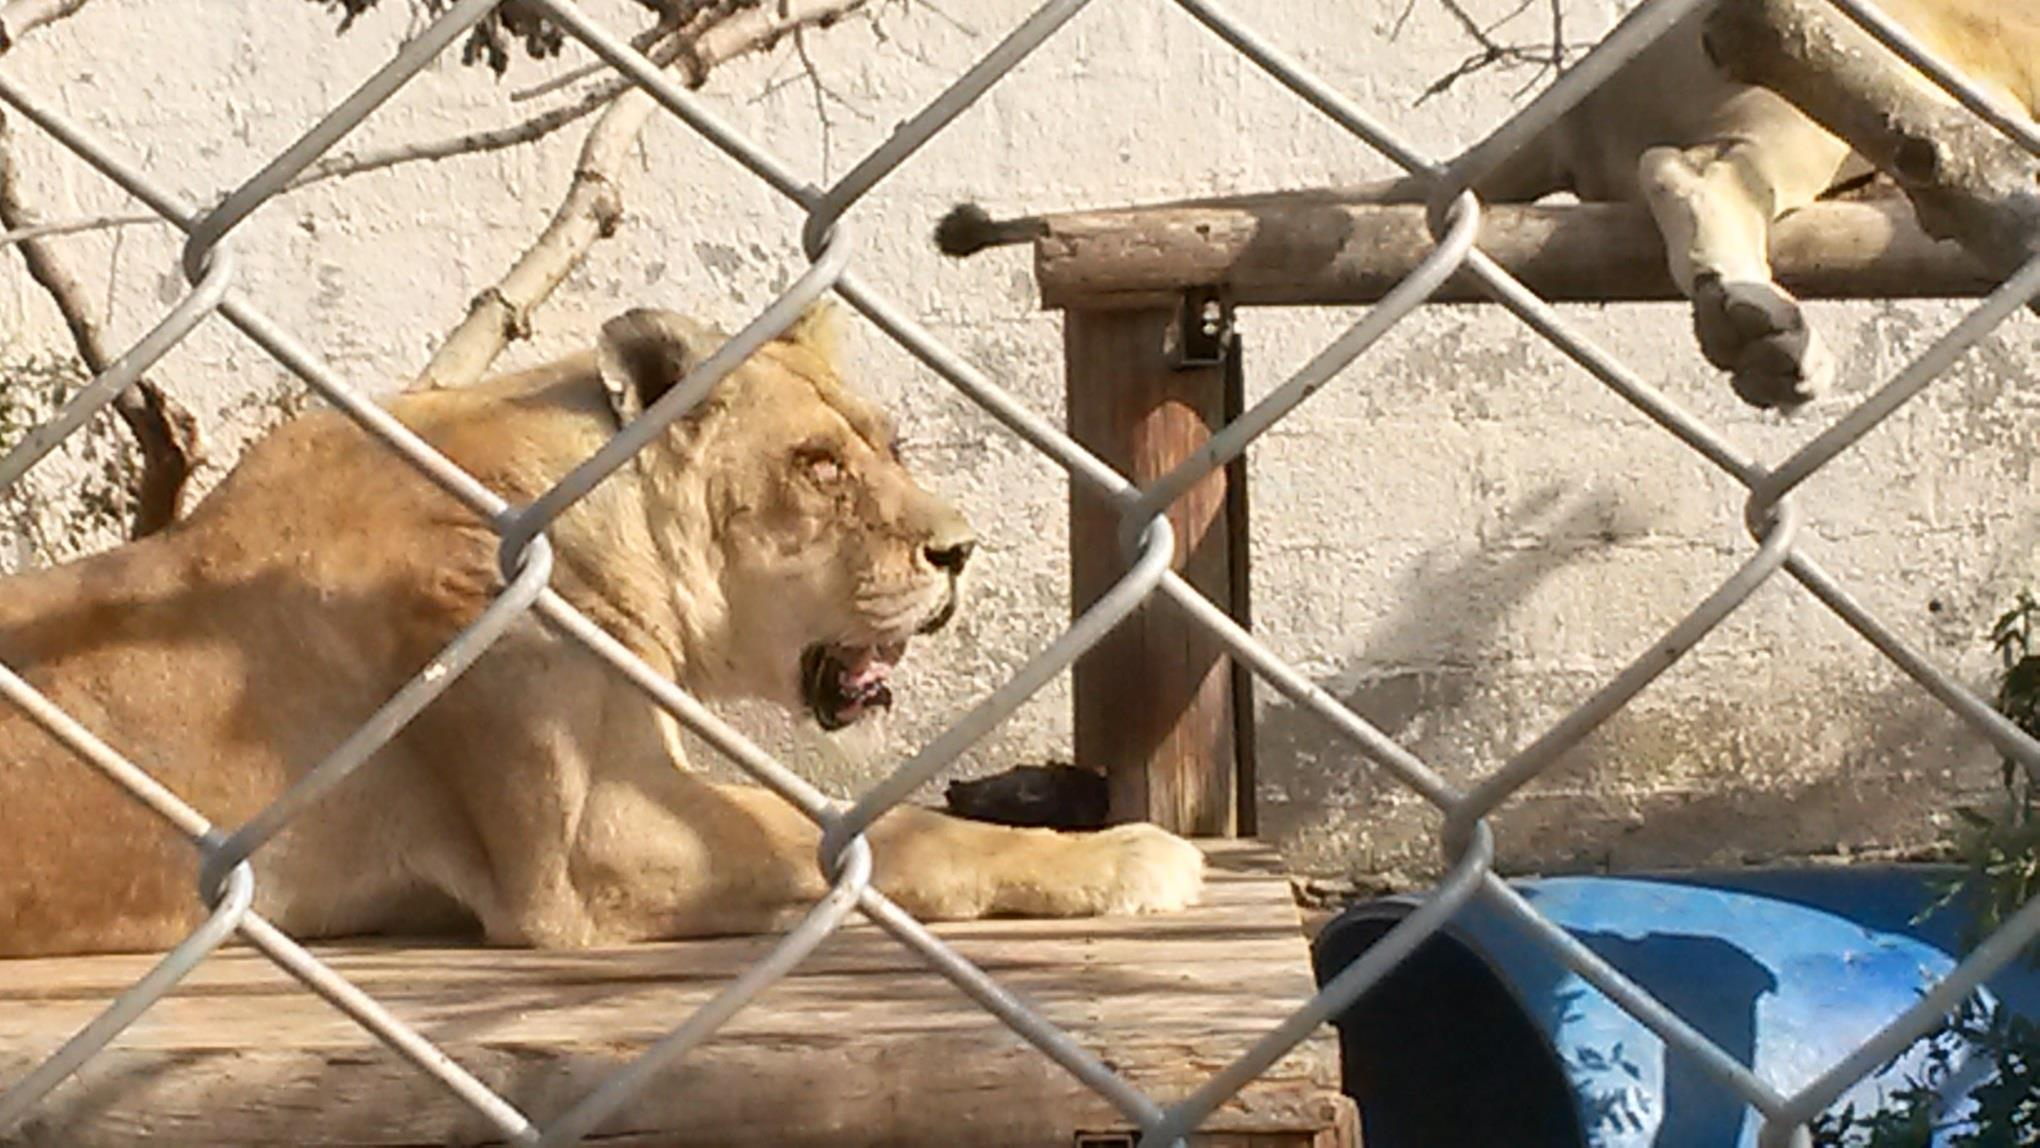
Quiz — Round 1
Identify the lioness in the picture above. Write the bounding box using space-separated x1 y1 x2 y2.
940 0 2037 411
1498 0 2036 410
0 307 1203 958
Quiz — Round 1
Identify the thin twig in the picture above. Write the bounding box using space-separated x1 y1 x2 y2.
292 35 690 189
0 0 88 54
865 0 970 69
1547 0 1564 78
1387 0 1423 42
792 24 835 178
1417 0 1588 104
508 13 681 102
101 216 121 329
0 112 200 537
0 211 161 248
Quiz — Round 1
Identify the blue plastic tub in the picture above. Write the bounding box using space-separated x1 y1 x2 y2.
1312 867 2039 1147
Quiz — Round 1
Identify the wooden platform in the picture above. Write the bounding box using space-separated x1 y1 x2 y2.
0 842 1353 1147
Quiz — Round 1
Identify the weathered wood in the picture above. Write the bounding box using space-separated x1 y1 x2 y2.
1706 0 2040 284
1067 309 1240 837
1222 338 1257 839
0 842 1346 1147
1032 197 1998 310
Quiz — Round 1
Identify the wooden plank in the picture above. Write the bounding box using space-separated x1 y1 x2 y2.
1066 308 1239 837
0 842 1350 1148
1032 198 1998 310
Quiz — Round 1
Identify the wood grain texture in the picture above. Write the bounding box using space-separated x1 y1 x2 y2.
1033 198 1997 310
0 842 1349 1147
1066 309 1240 838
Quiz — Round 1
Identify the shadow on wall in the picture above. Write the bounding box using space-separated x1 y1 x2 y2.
1254 483 1629 868
1255 485 2006 880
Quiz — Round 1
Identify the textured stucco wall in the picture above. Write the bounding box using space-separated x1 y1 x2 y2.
0 0 2032 882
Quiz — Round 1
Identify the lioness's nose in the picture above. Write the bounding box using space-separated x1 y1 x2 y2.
926 536 975 573
914 494 975 573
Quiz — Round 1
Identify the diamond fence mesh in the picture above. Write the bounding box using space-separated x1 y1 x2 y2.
0 0 2035 1144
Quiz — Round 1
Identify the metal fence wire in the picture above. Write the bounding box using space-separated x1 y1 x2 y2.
0 0 2036 1143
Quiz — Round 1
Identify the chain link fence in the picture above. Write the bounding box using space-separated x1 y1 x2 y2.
0 0 2035 1144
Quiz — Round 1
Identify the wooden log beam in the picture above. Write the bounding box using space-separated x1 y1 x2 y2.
1705 0 2040 285
1029 198 1997 311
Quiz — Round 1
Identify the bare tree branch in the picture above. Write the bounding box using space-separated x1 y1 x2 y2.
412 88 655 390
298 0 864 192
0 0 87 54
0 112 201 537
0 0 872 507
0 1 868 252
413 0 870 390
1705 0 2039 283
1412 0 1586 103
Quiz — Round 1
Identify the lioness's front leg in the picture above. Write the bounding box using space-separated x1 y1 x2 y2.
703 783 1206 925
868 802 1206 919
538 767 1204 946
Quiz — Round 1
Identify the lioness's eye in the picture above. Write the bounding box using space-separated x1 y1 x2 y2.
794 444 845 485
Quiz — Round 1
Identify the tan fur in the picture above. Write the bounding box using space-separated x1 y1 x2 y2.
0 307 1203 958
1488 0 2038 409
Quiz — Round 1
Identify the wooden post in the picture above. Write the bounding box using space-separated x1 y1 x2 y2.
1066 304 1243 836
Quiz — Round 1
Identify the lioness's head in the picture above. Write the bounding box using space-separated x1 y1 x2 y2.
597 306 975 730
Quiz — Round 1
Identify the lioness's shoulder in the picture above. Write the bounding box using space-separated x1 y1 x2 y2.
295 351 625 508
393 352 612 449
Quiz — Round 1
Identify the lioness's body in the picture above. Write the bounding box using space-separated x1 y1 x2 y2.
943 0 2037 409
0 310 1202 958
1489 0 2038 408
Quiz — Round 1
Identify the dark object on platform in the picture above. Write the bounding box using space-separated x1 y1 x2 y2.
944 763 1110 829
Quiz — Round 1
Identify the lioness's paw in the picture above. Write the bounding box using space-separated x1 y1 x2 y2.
1691 275 1834 412
1088 823 1204 915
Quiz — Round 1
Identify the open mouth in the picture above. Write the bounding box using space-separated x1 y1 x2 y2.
801 640 908 731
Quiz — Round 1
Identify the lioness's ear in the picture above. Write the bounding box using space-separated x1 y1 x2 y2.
778 299 842 362
596 308 722 424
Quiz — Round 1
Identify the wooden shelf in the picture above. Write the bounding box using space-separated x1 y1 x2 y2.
0 841 1353 1147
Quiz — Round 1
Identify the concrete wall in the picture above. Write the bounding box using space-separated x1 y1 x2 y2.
1 0 2033 882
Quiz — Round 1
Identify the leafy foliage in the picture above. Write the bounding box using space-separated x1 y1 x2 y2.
0 352 140 567
302 0 726 74
1926 592 2040 951
1810 594 2040 1147
1810 996 2038 1147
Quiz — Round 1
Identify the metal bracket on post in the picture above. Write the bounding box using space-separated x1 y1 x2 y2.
1168 286 1235 370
